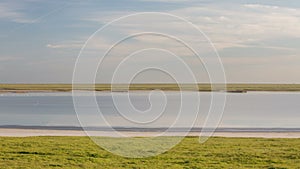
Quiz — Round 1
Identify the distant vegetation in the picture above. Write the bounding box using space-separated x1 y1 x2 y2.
0 136 300 168
1 83 300 92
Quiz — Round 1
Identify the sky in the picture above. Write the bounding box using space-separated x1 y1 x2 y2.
0 0 300 83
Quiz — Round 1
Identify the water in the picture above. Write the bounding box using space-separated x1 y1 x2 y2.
0 92 299 128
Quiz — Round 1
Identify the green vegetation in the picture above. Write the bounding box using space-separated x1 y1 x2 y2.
1 83 300 92
0 136 300 168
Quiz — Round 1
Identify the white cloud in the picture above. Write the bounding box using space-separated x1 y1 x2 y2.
2 1 300 83
170 4 300 49
79 3 300 52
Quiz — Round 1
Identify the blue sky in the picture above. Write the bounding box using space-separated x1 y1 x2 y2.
0 0 300 83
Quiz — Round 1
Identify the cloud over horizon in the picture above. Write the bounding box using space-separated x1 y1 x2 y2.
0 0 300 83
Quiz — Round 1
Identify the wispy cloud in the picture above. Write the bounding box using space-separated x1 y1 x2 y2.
243 4 280 10
170 3 300 49
46 41 83 49
0 1 68 25
1 0 300 83
0 56 21 61
0 2 34 23
78 2 300 51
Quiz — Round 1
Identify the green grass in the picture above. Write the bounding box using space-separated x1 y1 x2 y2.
1 83 300 92
0 136 300 168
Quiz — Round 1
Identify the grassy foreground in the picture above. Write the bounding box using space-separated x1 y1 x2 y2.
1 137 300 168
1 83 300 92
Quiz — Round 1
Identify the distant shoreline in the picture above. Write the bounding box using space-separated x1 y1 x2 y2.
1 84 300 92
1 125 300 132
2 126 300 138
1 128 300 138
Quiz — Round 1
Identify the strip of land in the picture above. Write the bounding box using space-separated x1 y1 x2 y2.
1 128 300 138
1 84 300 93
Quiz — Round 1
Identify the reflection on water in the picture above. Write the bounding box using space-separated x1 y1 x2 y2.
0 92 299 128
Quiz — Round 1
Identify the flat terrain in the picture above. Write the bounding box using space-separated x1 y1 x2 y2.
1 128 300 138
1 84 300 92
0 136 300 168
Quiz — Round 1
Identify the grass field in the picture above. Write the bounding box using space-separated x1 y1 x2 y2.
0 136 300 168
1 84 300 92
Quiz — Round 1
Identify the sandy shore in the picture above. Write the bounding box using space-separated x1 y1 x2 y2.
1 128 300 138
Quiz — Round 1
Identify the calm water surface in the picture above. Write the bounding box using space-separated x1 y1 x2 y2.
0 92 299 128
